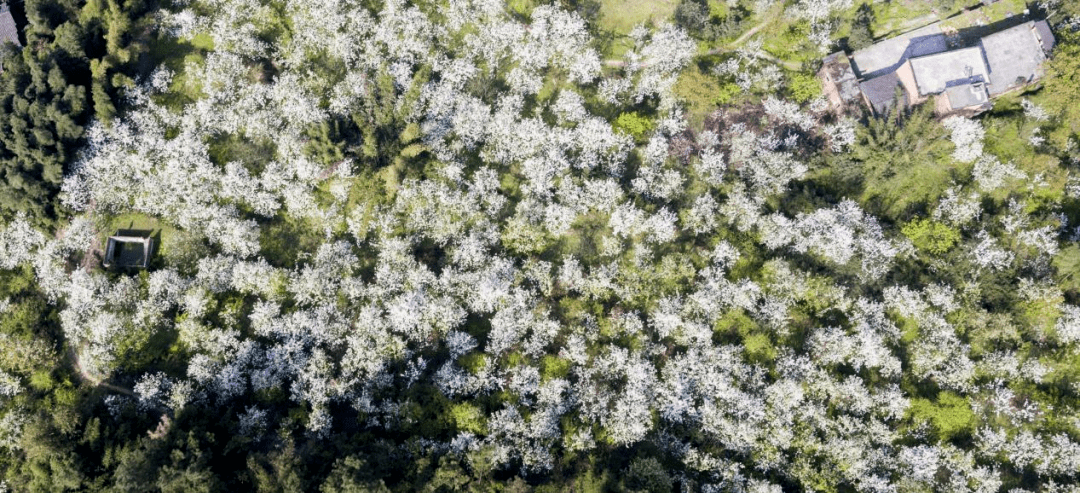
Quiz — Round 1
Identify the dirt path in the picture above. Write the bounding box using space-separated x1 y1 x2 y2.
68 345 136 396
602 15 802 71
729 18 770 47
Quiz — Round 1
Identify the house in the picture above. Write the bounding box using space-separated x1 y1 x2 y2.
818 51 861 113
909 47 988 95
837 18 1056 117
943 83 991 113
981 20 1055 96
103 234 154 269
858 71 907 116
849 23 949 80
0 3 19 49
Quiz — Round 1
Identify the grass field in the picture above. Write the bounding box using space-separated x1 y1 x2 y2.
674 63 725 128
871 0 1026 39
599 0 679 34
598 0 680 57
147 32 214 108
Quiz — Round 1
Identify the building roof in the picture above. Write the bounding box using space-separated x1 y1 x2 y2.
980 21 1046 96
820 51 860 103
1033 20 1055 54
945 82 990 111
103 235 154 269
0 4 18 48
909 46 988 96
850 23 948 79
859 71 907 116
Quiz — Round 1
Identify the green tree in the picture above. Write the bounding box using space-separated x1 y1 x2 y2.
0 0 151 226
907 392 976 441
788 72 821 103
613 112 654 141
846 3 875 51
902 218 960 255
1041 30 1080 151
320 456 391 493
624 457 672 493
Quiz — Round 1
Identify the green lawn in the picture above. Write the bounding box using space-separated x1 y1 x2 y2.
599 0 679 57
870 0 1026 39
147 32 214 109
673 63 725 129
599 0 679 34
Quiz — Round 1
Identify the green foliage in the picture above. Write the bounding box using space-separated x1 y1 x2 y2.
742 332 777 363
674 63 738 127
247 445 306 493
713 82 741 105
613 111 655 140
674 0 710 36
449 403 487 434
501 216 555 255
787 72 821 103
907 392 976 441
399 122 421 144
1040 30 1080 151
902 218 960 255
624 457 672 493
352 65 430 168
457 352 488 374
305 120 351 167
847 105 956 221
1054 244 1080 297
540 355 571 381
320 456 391 493
846 3 875 50
0 0 152 226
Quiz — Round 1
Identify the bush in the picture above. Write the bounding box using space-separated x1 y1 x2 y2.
614 112 655 140
714 82 741 106
908 392 975 441
625 457 672 493
788 73 822 103
674 0 709 36
902 218 960 255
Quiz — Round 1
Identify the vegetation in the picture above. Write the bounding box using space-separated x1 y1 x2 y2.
0 0 153 227
0 0 1077 491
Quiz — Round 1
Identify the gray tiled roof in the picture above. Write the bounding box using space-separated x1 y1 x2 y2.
981 21 1046 96
0 4 19 48
850 23 948 79
1033 20 1055 55
909 47 988 96
859 71 906 116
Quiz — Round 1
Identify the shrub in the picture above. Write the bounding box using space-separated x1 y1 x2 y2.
788 73 822 103
902 218 960 255
908 392 975 441
614 112 655 140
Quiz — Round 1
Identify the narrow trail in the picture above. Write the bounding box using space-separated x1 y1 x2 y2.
67 346 136 396
729 18 770 47
602 16 802 71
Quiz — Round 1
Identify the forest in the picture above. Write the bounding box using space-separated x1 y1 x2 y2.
0 0 1080 491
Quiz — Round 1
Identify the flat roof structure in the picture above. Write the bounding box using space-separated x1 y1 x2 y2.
850 23 948 79
103 235 154 269
944 83 991 111
909 46 988 96
981 20 1050 96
